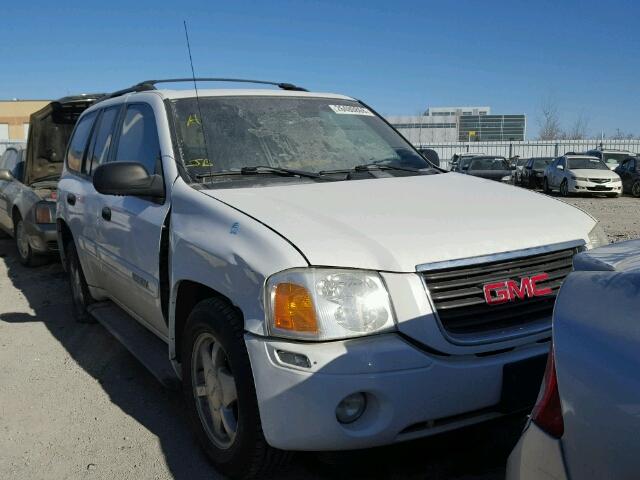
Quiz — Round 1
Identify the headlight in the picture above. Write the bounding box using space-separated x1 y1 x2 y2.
265 268 396 341
35 202 55 224
587 222 608 250
501 175 512 182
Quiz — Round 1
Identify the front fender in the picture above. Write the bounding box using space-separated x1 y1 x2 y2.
168 178 307 360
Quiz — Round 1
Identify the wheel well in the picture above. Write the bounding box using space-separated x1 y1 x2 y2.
174 281 243 362
11 206 21 226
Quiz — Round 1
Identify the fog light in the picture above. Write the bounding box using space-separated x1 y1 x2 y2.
275 350 311 368
336 393 366 424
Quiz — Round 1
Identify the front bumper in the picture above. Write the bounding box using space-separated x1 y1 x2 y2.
24 221 58 254
569 179 621 194
246 332 549 451
506 421 568 480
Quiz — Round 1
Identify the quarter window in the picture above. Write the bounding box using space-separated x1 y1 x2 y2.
114 104 161 175
67 111 98 172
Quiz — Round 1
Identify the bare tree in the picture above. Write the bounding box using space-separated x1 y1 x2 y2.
566 113 590 140
610 128 636 140
537 96 563 140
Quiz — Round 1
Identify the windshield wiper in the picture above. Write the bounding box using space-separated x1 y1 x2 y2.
196 165 322 180
319 162 423 175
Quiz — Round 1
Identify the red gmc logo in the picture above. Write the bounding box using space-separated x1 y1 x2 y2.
483 273 553 305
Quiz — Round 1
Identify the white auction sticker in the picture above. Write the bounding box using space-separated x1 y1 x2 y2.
329 105 374 116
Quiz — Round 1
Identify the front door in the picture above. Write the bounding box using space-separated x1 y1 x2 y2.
96 103 169 338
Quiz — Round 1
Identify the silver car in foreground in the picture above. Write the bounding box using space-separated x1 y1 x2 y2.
507 239 640 479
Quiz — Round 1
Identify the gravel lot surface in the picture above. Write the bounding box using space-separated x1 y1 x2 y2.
0 193 636 480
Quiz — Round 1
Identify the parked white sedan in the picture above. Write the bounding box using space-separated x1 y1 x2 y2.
507 239 640 479
543 154 622 197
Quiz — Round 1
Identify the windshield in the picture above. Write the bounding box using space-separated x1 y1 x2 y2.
516 159 527 166
170 96 431 181
468 157 508 170
568 158 609 170
532 158 552 169
602 152 634 168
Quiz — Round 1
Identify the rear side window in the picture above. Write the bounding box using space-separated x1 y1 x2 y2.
87 106 120 175
66 111 98 172
114 104 161 175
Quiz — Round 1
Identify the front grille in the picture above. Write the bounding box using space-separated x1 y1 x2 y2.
586 186 612 191
422 248 576 336
589 178 609 184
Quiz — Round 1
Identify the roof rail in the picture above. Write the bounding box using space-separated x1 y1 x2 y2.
95 78 308 103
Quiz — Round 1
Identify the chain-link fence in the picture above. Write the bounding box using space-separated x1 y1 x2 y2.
418 139 640 170
0 141 26 157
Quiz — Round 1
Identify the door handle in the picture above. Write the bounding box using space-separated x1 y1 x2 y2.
67 193 76 206
101 206 111 221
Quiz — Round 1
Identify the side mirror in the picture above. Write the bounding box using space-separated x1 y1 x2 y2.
0 169 14 181
93 162 164 198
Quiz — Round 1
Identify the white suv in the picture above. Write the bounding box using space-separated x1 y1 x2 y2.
55 79 605 479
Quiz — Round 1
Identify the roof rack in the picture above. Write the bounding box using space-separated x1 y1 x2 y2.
96 78 308 103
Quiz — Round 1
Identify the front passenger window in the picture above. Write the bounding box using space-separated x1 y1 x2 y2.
67 111 98 173
114 104 161 176
87 106 120 175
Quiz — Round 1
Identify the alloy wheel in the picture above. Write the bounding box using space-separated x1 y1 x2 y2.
191 332 239 450
15 220 29 260
560 181 568 197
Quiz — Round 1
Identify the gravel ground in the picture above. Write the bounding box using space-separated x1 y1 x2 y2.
559 194 640 242
0 194 636 480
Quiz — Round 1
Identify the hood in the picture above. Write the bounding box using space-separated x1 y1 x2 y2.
203 173 595 272
467 170 511 181
25 94 104 185
570 168 620 180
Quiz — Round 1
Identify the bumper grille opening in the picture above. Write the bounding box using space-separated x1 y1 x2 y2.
422 248 577 336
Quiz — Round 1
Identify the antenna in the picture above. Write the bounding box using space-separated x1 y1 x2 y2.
183 20 212 180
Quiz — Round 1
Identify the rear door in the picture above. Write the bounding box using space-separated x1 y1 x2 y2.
96 102 169 338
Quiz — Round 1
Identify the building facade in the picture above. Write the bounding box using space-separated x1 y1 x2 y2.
0 100 50 141
387 106 526 145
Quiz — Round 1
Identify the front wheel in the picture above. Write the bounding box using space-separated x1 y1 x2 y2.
559 180 569 197
632 181 640 198
14 216 43 267
543 178 551 194
182 297 290 479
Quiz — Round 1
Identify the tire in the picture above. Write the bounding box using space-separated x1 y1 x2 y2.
632 181 640 198
182 297 291 479
14 216 44 267
543 178 551 194
66 241 95 323
559 180 569 197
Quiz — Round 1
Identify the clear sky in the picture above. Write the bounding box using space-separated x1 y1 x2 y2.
0 0 638 138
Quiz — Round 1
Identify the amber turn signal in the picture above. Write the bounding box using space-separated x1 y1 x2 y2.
273 282 318 333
